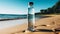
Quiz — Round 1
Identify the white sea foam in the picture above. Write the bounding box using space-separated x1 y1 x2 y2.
0 19 28 29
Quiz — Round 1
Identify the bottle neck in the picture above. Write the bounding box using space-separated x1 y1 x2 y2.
28 5 33 8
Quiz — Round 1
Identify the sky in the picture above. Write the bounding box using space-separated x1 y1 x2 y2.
0 0 59 14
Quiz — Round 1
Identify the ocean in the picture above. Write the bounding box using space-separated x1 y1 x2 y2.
0 14 27 19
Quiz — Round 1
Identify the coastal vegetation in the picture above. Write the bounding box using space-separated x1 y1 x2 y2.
36 1 60 15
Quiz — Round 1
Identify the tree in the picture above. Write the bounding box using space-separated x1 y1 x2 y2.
40 10 44 14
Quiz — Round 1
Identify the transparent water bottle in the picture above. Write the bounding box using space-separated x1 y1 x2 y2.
28 2 35 31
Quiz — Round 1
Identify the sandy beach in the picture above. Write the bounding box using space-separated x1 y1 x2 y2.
0 19 28 34
0 15 60 34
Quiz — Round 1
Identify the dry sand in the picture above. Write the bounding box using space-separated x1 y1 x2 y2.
0 15 60 34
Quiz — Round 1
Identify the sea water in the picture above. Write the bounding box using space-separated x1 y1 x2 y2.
0 14 27 19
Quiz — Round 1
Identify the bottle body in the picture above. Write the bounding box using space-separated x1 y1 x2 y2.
28 6 35 31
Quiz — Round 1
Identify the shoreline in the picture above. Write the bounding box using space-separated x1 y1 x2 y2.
0 19 27 29
0 15 52 21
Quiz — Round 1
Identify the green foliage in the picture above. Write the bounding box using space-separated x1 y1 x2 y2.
40 1 60 14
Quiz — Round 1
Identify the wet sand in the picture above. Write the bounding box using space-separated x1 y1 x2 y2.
0 15 60 34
